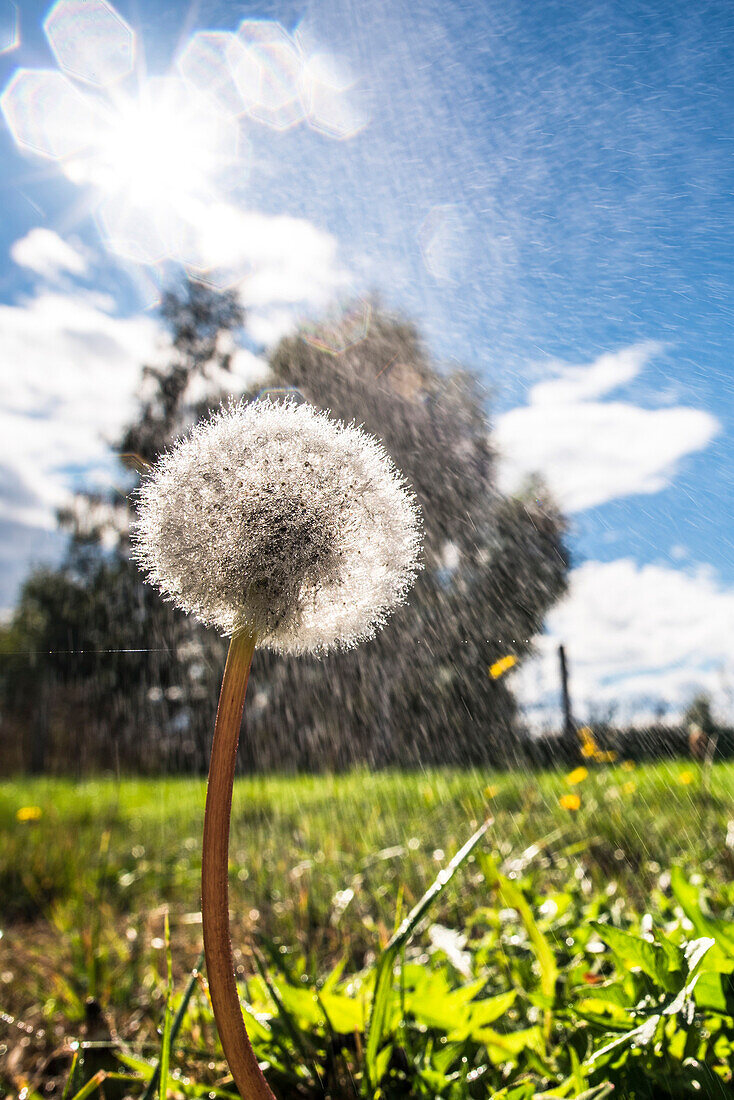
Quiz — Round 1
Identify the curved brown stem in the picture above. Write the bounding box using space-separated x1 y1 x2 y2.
202 630 275 1099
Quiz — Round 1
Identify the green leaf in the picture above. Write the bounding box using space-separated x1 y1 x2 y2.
273 981 325 1028
670 866 734 956
694 969 734 1014
319 990 367 1033
404 972 486 1031
479 1024 545 1065
321 955 347 994
662 936 715 1016
585 1013 661 1070
448 990 517 1040
573 996 635 1029
589 922 681 992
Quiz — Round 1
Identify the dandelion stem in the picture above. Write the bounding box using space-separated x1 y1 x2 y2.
202 629 274 1100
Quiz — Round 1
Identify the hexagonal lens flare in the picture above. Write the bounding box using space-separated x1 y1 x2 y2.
1 68 103 159
177 31 246 118
301 53 368 141
0 1 19 55
419 205 466 283
301 300 372 355
232 20 305 131
95 197 170 266
44 0 135 87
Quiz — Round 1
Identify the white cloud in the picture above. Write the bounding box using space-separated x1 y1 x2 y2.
528 341 661 405
190 202 349 310
495 343 720 512
246 307 302 348
10 228 88 280
93 196 349 316
0 289 160 530
514 558 734 729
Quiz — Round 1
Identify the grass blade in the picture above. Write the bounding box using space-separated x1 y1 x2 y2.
478 852 558 1041
61 1050 80 1100
140 947 205 1100
364 818 490 1091
158 912 173 1100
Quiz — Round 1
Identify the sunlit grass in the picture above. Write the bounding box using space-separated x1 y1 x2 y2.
2 763 734 1097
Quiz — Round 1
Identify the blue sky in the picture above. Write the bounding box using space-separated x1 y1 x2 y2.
1 0 732 727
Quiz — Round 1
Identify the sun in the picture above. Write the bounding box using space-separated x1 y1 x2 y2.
0 0 365 270
85 78 239 209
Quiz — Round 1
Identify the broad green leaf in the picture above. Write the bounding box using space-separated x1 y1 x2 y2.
589 921 681 992
694 969 734 1014
448 990 517 1040
573 996 635 1028
662 936 715 1015
319 990 367 1033
405 974 486 1031
479 1024 545 1065
670 866 734 956
585 1013 661 1069
273 981 325 1027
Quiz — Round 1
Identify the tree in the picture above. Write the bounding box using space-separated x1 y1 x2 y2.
248 307 569 767
2 287 569 773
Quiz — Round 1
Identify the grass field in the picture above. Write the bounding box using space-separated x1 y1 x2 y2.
2 763 734 1098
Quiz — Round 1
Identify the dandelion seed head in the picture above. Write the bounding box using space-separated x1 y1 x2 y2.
132 398 422 653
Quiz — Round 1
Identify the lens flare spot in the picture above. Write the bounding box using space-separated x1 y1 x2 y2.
232 20 305 132
44 0 135 87
0 1 19 54
0 67 103 159
177 30 246 118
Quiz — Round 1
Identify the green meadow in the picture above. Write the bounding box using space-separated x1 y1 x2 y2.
2 764 734 1098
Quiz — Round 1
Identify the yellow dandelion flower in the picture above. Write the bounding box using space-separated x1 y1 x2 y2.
621 760 635 772
484 784 499 799
16 805 42 822
577 727 617 763
560 793 581 811
679 770 695 786
622 780 636 795
566 766 588 786
489 654 517 680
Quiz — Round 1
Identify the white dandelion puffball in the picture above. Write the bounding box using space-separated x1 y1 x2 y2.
132 399 422 653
